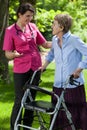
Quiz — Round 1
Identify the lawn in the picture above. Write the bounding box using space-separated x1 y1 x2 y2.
0 62 87 130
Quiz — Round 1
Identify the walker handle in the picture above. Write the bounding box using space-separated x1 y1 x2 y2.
24 69 40 90
69 75 80 86
28 85 55 96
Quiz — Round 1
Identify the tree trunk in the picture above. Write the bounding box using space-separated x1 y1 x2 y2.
0 0 9 82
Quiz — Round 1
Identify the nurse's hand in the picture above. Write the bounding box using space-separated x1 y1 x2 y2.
5 50 23 60
14 50 23 58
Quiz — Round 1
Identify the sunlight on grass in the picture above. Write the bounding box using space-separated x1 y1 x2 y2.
83 70 87 100
0 103 13 130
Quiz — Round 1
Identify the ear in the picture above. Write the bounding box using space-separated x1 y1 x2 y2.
60 26 64 31
18 13 22 18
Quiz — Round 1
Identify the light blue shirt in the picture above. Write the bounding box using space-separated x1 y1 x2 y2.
46 31 87 88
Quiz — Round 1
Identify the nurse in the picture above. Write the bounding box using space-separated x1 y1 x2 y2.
3 3 51 130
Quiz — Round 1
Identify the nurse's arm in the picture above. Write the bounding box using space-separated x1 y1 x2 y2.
5 50 23 60
41 41 52 48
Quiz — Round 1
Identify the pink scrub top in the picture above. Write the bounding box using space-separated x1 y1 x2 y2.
3 23 46 73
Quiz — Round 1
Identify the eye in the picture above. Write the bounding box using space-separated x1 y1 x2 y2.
28 15 33 17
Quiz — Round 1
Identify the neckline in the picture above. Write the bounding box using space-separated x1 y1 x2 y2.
15 23 26 33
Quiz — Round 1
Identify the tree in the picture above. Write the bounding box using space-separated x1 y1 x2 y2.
0 0 9 82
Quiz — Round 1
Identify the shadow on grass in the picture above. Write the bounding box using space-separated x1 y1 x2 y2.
0 82 14 103
0 117 10 130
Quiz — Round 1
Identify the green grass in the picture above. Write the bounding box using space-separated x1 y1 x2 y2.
0 62 87 130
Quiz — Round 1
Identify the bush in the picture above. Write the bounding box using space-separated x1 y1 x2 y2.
35 7 87 42
35 8 62 40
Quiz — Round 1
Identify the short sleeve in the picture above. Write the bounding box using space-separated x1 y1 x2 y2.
3 28 15 51
31 23 46 45
36 29 46 45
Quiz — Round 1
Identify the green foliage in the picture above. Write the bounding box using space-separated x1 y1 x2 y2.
9 0 19 25
36 0 69 40
35 8 62 40
9 0 87 42
36 0 87 42
62 0 87 42
36 0 69 11
71 10 87 42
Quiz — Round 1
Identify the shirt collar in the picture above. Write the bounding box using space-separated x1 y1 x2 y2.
55 31 71 40
63 31 71 39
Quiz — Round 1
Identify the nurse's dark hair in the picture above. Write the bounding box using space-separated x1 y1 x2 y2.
54 14 73 33
16 3 35 17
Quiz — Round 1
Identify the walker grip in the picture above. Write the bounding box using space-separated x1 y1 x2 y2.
69 75 80 86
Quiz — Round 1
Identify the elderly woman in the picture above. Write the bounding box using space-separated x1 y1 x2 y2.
42 13 87 130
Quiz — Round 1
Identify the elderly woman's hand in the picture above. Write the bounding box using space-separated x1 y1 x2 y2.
73 68 83 78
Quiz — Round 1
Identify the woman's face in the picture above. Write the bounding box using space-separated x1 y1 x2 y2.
18 10 34 26
52 20 63 36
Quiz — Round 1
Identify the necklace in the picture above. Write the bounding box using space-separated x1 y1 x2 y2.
15 23 34 39
28 23 34 39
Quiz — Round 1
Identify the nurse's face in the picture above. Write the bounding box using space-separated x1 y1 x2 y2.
18 11 34 26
